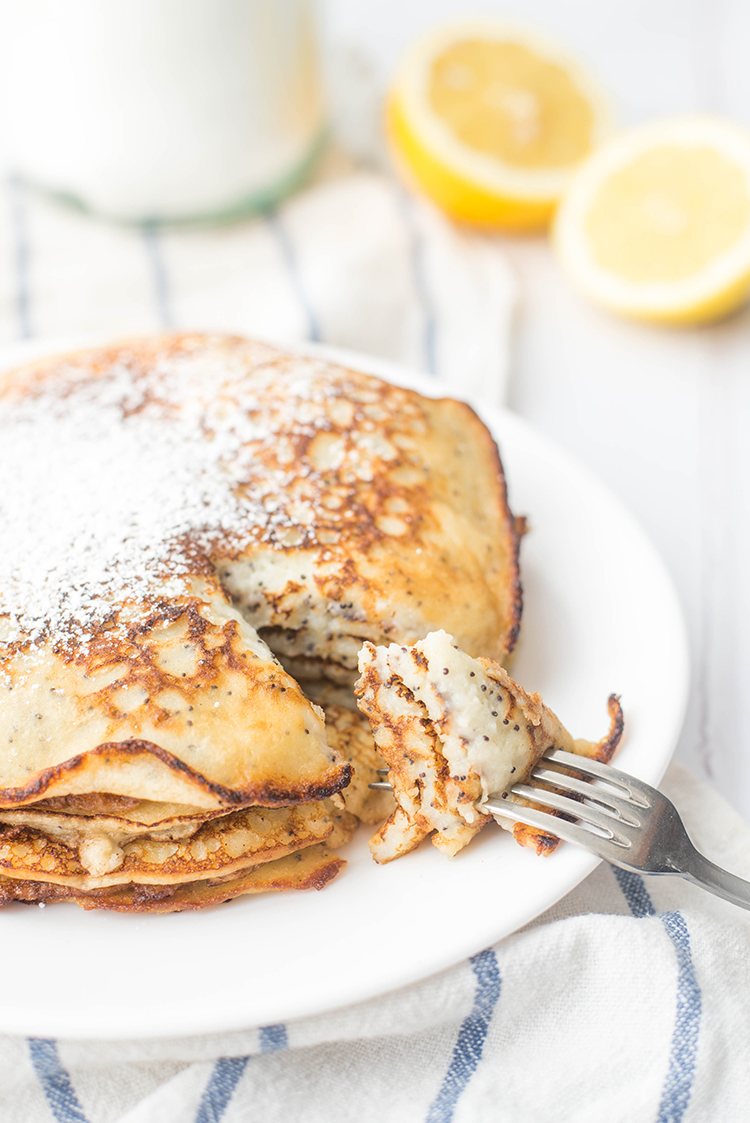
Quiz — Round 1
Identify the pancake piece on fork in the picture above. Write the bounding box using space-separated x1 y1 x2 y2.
356 629 623 862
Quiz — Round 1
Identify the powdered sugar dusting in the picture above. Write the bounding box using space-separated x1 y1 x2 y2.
0 339 379 648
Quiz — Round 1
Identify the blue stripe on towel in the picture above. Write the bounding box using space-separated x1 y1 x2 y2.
28 1039 90 1123
143 220 174 328
267 210 320 342
259 1022 288 1052
425 948 502 1123
8 175 33 339
194 1057 249 1123
656 912 701 1123
396 189 437 376
194 1024 287 1123
613 866 657 918
613 868 701 1122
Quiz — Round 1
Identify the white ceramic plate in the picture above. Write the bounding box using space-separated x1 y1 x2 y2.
0 338 689 1039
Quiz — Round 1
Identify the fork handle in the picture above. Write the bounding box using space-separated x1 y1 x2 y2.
683 848 750 911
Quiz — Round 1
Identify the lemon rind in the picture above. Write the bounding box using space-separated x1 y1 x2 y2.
387 97 556 230
393 20 611 201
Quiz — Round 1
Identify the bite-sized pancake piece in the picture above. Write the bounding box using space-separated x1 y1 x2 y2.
355 630 623 862
0 802 334 887
322 705 396 825
0 845 344 913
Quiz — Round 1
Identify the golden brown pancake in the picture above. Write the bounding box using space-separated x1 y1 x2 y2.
0 845 345 913
0 580 346 810
0 333 522 908
0 801 334 887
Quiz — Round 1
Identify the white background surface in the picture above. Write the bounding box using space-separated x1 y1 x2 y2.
323 0 750 821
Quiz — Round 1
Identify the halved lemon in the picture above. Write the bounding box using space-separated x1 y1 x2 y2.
553 115 750 324
387 22 609 231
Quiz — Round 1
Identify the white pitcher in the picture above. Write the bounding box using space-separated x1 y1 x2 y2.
0 0 325 222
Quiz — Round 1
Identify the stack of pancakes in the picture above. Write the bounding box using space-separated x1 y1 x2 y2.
0 334 521 911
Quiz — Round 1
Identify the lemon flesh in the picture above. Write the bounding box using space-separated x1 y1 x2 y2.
554 117 750 324
586 147 750 283
428 40 595 171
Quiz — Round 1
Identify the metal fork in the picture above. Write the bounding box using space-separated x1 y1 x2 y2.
372 749 750 910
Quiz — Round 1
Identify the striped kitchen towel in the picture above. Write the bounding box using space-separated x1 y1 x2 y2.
1 761 749 1121
0 168 515 406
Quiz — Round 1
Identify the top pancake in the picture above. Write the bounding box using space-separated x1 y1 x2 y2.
0 333 521 808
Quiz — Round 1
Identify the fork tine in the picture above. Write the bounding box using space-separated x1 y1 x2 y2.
530 767 644 825
508 783 637 841
376 769 389 777
483 796 632 853
543 750 651 807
